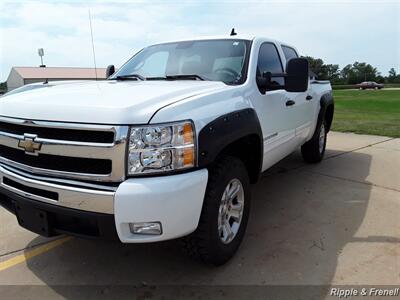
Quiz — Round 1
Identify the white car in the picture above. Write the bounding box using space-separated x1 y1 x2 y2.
0 35 333 265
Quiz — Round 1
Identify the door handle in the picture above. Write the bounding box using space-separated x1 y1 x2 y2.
285 100 296 106
306 95 313 100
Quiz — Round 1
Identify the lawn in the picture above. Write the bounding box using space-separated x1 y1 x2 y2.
331 89 400 138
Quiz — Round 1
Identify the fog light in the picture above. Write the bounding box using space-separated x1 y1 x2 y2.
129 222 162 235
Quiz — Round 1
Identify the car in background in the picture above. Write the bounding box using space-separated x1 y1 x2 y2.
356 81 384 90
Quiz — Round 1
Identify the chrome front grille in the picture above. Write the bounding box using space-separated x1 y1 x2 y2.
0 117 129 182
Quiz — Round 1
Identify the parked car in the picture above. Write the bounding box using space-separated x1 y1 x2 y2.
0 36 334 265
356 81 384 89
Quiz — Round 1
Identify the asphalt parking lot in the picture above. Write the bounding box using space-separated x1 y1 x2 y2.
0 132 399 299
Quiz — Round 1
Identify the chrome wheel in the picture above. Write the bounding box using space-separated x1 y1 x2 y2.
319 123 326 154
218 179 244 244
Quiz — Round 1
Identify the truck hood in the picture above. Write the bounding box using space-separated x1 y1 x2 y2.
0 80 227 124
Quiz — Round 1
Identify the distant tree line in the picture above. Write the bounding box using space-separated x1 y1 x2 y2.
304 56 400 85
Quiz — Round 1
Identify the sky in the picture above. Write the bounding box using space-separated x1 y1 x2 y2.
0 0 399 81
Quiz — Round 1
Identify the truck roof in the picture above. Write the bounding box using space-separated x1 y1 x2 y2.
153 35 289 47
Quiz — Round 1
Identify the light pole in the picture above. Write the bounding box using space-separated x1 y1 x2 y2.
38 48 45 67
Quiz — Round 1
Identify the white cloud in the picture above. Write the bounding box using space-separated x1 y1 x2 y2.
0 0 399 81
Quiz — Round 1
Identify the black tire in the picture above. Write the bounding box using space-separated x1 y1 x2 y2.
301 118 327 163
182 156 251 266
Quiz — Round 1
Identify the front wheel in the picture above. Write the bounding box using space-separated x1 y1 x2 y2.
301 118 327 163
182 156 251 266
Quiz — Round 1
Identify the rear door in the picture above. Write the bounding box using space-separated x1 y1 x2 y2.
281 45 313 143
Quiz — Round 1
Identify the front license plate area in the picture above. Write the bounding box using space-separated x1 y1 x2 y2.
14 200 52 237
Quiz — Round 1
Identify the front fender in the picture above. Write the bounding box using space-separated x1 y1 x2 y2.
197 108 263 172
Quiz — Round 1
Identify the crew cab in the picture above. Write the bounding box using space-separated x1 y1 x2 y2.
0 35 333 265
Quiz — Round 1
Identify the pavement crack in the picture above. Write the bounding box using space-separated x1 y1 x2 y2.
304 170 400 193
0 237 65 258
322 137 395 161
309 237 325 251
261 136 396 180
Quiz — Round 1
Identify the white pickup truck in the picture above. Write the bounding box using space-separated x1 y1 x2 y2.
0 35 333 265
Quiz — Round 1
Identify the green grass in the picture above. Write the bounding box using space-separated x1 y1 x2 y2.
331 89 400 137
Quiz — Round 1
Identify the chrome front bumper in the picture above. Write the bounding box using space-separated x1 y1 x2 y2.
1 164 210 243
0 164 115 214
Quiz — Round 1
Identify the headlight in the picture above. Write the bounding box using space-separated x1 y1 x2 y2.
128 120 196 175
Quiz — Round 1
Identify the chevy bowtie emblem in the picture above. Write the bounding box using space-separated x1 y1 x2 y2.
18 134 42 155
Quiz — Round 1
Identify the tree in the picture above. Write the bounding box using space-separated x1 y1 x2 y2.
352 62 379 83
303 56 324 77
340 64 354 83
324 64 340 82
303 56 397 85
375 75 385 84
388 68 399 83
303 56 340 81
338 62 379 84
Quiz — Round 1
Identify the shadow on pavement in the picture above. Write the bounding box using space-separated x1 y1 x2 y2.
23 149 375 299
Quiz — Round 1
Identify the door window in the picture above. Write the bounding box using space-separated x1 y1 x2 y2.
257 43 284 89
282 46 298 61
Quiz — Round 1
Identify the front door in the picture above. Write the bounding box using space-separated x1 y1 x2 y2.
250 42 297 171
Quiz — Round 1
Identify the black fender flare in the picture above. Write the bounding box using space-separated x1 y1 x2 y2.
197 108 263 181
316 92 334 133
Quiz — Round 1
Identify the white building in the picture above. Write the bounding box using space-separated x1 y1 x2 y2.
6 67 107 91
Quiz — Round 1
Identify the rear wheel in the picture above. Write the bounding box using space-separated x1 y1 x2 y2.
182 156 250 266
301 117 327 163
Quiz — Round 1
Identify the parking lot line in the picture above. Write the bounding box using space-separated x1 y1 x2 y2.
0 236 73 272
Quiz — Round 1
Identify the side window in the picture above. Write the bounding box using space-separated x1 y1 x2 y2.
257 43 284 87
282 46 298 62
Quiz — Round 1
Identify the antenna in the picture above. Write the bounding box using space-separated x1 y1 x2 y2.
88 9 98 80
230 28 237 36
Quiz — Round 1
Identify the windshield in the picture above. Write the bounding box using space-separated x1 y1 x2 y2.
111 39 251 85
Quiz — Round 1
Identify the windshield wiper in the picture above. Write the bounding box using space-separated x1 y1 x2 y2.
113 74 207 81
166 74 205 81
146 74 206 81
110 74 146 81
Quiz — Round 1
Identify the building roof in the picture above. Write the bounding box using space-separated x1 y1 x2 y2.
12 67 107 79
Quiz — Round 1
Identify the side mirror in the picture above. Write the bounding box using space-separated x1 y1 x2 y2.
106 65 115 78
284 58 309 92
257 58 309 93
